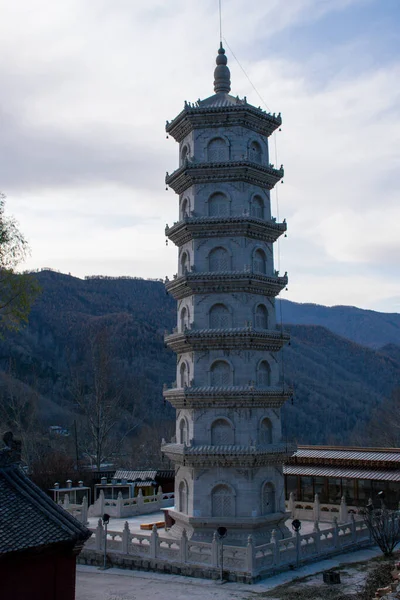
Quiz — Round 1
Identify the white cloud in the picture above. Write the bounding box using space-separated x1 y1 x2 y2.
0 0 399 311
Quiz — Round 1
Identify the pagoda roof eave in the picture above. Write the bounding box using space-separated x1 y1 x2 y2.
165 216 287 245
166 161 284 194
166 102 282 142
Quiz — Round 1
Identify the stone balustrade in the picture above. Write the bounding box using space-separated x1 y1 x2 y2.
87 488 175 519
80 516 372 582
287 492 360 524
59 494 89 525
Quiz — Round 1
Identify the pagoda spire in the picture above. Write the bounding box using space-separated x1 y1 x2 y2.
213 43 231 94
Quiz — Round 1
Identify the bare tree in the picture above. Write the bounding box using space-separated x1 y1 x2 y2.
361 501 400 556
70 327 138 470
0 363 41 468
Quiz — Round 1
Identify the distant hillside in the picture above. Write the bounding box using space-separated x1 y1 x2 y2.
278 299 400 349
283 326 400 444
0 270 398 448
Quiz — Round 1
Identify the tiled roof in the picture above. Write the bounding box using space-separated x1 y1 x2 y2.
198 93 246 108
293 447 400 463
113 470 157 481
284 464 400 482
0 463 91 556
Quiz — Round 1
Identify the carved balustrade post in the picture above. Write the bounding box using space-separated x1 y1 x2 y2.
332 516 339 549
137 488 144 513
99 490 105 515
116 491 123 518
180 529 188 563
81 495 88 525
122 521 130 554
313 521 321 554
270 529 280 566
96 518 103 551
246 535 255 574
313 493 320 523
350 513 356 543
288 492 295 519
157 486 163 509
339 496 348 523
150 524 158 558
211 532 219 567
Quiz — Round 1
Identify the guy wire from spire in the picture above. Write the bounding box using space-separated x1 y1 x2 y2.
219 0 222 43
222 36 289 399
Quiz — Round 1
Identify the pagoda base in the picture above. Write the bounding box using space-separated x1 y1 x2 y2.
166 509 291 546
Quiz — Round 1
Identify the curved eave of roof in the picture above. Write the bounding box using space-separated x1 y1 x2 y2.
166 96 282 135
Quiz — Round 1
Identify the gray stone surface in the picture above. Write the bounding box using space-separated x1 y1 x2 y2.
163 47 291 545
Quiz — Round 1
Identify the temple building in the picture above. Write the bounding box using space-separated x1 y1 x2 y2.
162 45 294 544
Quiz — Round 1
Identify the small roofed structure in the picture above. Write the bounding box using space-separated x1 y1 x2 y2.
0 432 91 600
285 445 400 509
94 468 174 501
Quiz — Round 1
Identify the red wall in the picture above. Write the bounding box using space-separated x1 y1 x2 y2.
0 547 77 600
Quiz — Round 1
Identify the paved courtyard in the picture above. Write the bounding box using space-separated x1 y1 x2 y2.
76 547 382 600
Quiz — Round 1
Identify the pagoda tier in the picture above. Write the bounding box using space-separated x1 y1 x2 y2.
161 442 296 467
163 386 293 409
165 271 288 300
166 160 283 195
162 45 293 544
165 215 287 246
166 101 282 142
165 327 290 353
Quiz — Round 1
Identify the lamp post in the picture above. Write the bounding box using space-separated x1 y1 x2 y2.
291 519 301 569
216 526 227 583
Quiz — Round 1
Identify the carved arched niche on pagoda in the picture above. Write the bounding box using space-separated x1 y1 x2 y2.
256 359 271 387
180 250 190 275
179 359 191 388
211 482 236 518
258 417 273 445
252 247 267 274
178 479 189 513
210 417 235 445
209 359 233 386
179 304 190 332
180 142 190 165
180 196 191 219
207 135 230 162
207 245 232 271
261 481 276 514
247 136 268 165
208 302 232 328
254 303 269 329
250 194 265 219
179 416 189 445
206 191 231 217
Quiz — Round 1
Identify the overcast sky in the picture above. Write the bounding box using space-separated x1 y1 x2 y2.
0 0 399 312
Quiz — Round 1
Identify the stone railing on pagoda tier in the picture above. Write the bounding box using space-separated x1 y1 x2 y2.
165 271 288 299
161 440 297 467
164 327 290 353
165 215 287 245
162 384 293 409
166 161 284 194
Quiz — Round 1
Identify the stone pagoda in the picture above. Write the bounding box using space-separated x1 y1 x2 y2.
162 45 294 545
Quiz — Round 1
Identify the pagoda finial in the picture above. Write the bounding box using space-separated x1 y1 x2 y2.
214 43 231 94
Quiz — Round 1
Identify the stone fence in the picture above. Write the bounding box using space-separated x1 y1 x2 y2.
287 492 360 524
80 515 372 582
59 494 89 525
88 488 175 519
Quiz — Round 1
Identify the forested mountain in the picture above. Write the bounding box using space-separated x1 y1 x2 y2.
0 270 399 466
277 299 400 349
